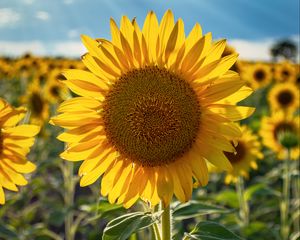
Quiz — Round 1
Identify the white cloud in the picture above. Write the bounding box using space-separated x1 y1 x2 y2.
0 8 21 27
52 41 85 57
0 37 298 61
229 36 299 62
0 41 85 57
35 11 50 21
0 41 47 56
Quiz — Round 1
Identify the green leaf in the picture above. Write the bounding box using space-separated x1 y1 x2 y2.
243 221 268 237
0 225 18 239
215 190 239 208
81 199 125 224
244 183 280 201
80 199 123 213
102 211 159 240
185 221 243 240
173 200 229 220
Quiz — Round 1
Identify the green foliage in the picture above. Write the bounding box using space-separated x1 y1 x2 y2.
173 200 230 220
102 211 160 240
185 221 243 240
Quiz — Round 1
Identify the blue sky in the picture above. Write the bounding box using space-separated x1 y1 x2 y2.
0 0 299 60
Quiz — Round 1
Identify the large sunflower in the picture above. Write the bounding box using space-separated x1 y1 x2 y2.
268 83 299 114
223 125 263 184
0 98 40 204
260 112 299 160
51 10 254 208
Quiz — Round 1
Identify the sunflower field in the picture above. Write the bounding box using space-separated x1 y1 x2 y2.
0 8 299 240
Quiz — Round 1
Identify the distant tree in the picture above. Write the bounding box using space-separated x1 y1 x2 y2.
270 39 298 62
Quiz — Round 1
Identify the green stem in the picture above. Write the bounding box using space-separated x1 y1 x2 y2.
152 221 162 240
161 202 171 240
236 176 249 227
281 149 291 240
63 161 75 240
292 160 300 234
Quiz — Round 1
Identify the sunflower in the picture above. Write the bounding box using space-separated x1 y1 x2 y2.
268 83 299 114
21 80 49 125
274 62 296 83
243 63 272 90
223 125 263 184
260 112 299 160
51 10 254 208
44 70 69 104
294 64 300 87
0 98 40 204
220 45 243 74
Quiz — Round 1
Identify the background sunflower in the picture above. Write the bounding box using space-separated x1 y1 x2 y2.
0 98 40 204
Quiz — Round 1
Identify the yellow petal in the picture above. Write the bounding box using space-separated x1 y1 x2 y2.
108 162 133 204
203 149 232 171
187 150 208 186
185 23 202 52
100 158 123 195
158 10 174 55
170 164 186 202
0 162 28 186
164 19 184 63
202 39 226 65
62 69 109 91
0 186 5 204
5 125 40 137
157 167 174 206
110 18 122 49
81 35 122 75
2 160 36 174
57 97 101 113
208 105 255 121
142 11 159 62
80 152 118 187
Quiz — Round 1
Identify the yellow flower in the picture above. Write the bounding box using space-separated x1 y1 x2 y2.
260 112 299 160
243 63 272 90
223 125 263 184
268 83 299 114
294 64 300 87
44 70 70 104
51 10 254 208
274 61 296 83
0 98 40 204
21 80 50 125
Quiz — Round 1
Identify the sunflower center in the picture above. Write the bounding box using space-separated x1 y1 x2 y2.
30 93 44 115
296 75 300 85
50 86 60 97
282 70 290 78
102 66 201 167
223 141 246 164
277 90 293 106
254 69 266 82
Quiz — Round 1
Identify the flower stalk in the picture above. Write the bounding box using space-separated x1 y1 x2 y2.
281 149 291 240
236 176 249 227
62 161 76 240
161 202 171 240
